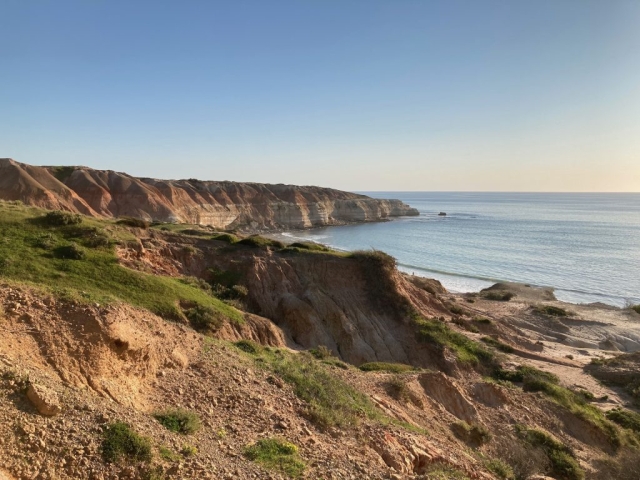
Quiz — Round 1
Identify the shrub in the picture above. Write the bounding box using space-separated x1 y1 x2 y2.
533 305 569 317
42 210 83 226
153 408 201 435
451 421 491 447
386 376 423 407
158 446 180 462
359 362 415 373
116 217 150 229
186 304 224 331
473 317 493 324
516 425 584 480
54 243 86 260
211 233 239 243
181 444 197 457
237 236 284 248
481 336 514 353
33 233 56 250
244 438 305 477
484 458 515 480
448 303 466 316
101 422 152 463
234 339 263 355
484 291 515 301
631 305 640 314
414 316 494 367
309 345 334 360
290 242 331 252
606 408 640 434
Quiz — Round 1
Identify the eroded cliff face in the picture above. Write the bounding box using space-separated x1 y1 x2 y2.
0 158 418 230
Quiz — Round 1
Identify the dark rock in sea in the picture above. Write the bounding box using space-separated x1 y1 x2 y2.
438 212 447 216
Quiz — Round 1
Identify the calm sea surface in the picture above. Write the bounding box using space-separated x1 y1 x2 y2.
282 193 640 307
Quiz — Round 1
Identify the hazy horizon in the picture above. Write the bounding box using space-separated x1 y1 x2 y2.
2 1 639 192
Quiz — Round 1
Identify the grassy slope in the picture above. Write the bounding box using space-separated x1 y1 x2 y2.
0 201 241 323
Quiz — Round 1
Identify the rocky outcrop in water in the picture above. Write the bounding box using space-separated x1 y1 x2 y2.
0 158 418 230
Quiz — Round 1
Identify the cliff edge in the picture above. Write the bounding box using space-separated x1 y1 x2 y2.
0 158 418 230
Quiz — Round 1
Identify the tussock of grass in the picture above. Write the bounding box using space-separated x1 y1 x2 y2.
289 242 331 252
631 305 640 314
484 291 515 301
497 366 622 450
484 458 515 479
211 233 239 244
516 425 584 480
606 408 640 434
234 339 263 355
0 203 242 324
413 316 494 367
359 362 415 373
101 422 152 463
451 420 491 446
533 305 570 317
237 235 284 248
473 317 493 324
116 217 150 229
153 408 201 435
244 438 305 478
309 345 334 360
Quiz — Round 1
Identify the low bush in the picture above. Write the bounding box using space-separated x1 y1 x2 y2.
484 291 515 301
237 236 284 248
631 305 640 314
309 345 334 360
606 408 640 434
116 217 150 229
451 421 491 447
186 304 225 332
42 210 83 226
101 422 152 463
211 233 239 244
484 458 515 480
473 317 493 324
181 444 197 457
244 438 305 478
533 305 570 317
154 408 201 435
290 242 331 252
481 336 514 353
158 446 180 462
234 339 263 355
448 303 466 316
516 425 583 480
359 362 415 373
414 316 494 367
54 243 86 260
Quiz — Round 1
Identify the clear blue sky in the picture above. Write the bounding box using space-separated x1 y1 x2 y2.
1 0 639 191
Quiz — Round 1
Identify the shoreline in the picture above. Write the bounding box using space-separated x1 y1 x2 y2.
265 229 635 310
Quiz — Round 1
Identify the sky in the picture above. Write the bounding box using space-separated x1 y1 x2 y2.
1 0 639 192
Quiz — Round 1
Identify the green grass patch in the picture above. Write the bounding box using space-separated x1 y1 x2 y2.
237 235 284 248
234 339 264 355
359 362 415 373
423 464 470 479
158 446 180 462
0 203 242 324
481 336 514 353
101 422 152 464
483 291 515 301
116 217 150 229
413 316 494 367
244 438 305 478
153 409 201 435
473 316 493 324
606 408 640 434
533 305 570 317
484 458 515 479
289 241 331 252
497 366 622 450
516 425 584 480
211 233 239 244
631 305 640 314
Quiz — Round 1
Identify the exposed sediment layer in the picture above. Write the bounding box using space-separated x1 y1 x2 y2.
0 158 418 230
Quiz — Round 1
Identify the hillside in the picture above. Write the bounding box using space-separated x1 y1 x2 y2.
1 200 640 480
0 159 418 231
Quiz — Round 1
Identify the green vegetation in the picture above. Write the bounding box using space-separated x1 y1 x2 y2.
484 458 515 480
180 444 197 457
153 409 201 435
116 216 150 229
481 336 514 353
473 316 493 324
423 464 470 479
244 438 305 478
533 305 570 317
185 304 227 331
309 345 334 360
237 235 284 248
450 421 491 446
413 316 494 367
234 339 263 355
211 233 239 243
101 422 152 463
516 425 584 480
483 291 515 301
359 362 415 373
158 446 180 462
289 242 330 251
631 305 640 314
0 203 242 324
447 303 466 316
42 210 82 226
606 408 640 434
496 366 622 450
48 166 77 183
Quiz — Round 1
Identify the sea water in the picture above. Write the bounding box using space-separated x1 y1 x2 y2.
282 192 640 307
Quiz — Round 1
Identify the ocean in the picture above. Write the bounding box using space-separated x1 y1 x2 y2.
281 192 640 308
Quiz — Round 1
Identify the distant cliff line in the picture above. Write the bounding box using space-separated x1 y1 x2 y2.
0 158 419 231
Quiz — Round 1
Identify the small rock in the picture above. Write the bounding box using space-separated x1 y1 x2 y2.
26 384 62 416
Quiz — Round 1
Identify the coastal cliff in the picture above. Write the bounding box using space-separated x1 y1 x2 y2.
0 158 418 230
